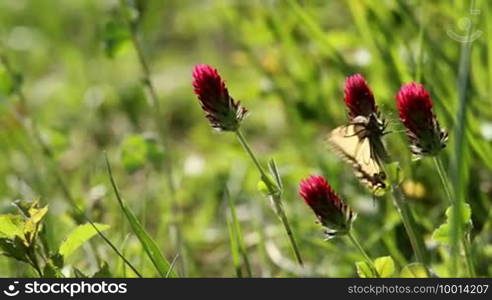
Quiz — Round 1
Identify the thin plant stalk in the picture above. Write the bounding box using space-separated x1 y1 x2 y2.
118 0 184 273
226 216 243 277
380 162 428 270
105 154 175 277
235 129 304 266
450 21 473 276
0 51 142 278
225 188 253 277
433 155 475 276
347 231 379 277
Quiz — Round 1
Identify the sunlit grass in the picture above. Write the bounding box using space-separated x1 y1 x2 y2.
0 0 490 277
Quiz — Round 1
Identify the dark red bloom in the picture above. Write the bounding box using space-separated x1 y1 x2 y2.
396 83 448 156
192 64 247 131
299 175 354 238
344 74 377 120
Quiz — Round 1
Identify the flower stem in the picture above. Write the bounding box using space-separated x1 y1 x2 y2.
433 155 475 277
380 163 428 271
235 129 268 179
235 129 304 266
347 231 379 277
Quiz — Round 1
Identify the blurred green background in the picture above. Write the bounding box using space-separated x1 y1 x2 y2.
0 0 491 277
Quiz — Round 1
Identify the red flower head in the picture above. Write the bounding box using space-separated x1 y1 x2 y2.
299 175 354 238
192 64 248 131
344 74 377 120
396 83 448 156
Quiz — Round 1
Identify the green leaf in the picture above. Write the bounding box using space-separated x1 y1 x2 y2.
257 180 269 196
225 188 251 277
432 223 450 244
24 204 48 245
121 201 173 277
0 66 15 97
432 203 472 245
0 214 24 239
106 155 175 277
121 135 148 173
103 20 130 58
355 261 375 278
59 223 110 258
268 159 283 190
445 203 471 225
0 237 29 263
374 256 395 278
120 135 164 173
226 215 242 278
400 263 428 278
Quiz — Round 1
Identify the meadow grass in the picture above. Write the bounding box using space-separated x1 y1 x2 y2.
0 0 490 277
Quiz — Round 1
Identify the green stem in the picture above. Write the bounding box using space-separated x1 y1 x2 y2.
272 194 304 266
347 231 379 277
450 19 474 277
433 155 475 277
226 188 252 277
380 163 428 270
118 0 184 275
433 156 454 205
235 129 304 266
235 129 268 179
27 247 43 278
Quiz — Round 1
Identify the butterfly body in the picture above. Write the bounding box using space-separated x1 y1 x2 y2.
328 112 388 193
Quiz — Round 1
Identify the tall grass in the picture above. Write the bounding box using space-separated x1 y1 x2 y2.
0 0 490 277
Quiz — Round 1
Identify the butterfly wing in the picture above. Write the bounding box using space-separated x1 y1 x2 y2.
327 125 386 192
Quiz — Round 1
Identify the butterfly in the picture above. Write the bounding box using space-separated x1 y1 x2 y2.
327 112 388 194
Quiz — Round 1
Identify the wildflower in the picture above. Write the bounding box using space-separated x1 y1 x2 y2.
192 64 248 131
299 175 355 238
343 73 377 120
330 74 389 187
396 83 448 156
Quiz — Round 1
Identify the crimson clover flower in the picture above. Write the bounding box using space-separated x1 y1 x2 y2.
343 73 377 120
299 175 355 238
192 64 248 131
396 83 448 156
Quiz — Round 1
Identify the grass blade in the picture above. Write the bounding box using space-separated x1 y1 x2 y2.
226 215 242 278
225 188 252 277
449 17 474 276
105 153 176 278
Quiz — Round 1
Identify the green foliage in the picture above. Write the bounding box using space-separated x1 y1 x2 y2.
356 256 395 278
121 135 165 173
0 67 15 97
59 223 110 258
355 261 373 278
118 200 173 277
374 256 395 278
0 215 24 239
0 0 490 278
103 20 131 59
433 203 472 245
400 263 428 278
106 155 175 277
0 201 48 248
